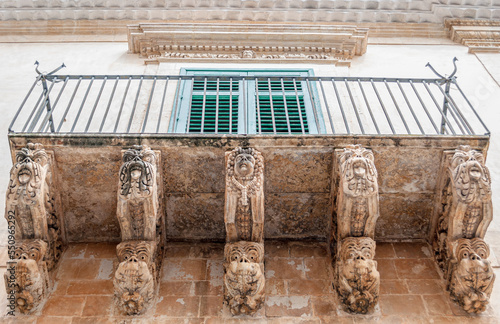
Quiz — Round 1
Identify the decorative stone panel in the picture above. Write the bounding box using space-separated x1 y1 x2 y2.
446 18 500 53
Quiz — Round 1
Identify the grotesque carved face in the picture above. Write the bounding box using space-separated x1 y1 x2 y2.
13 240 47 263
341 237 376 263
11 144 48 189
117 241 154 264
451 145 490 202
340 145 378 196
119 146 156 197
234 153 256 178
226 242 263 265
456 238 489 263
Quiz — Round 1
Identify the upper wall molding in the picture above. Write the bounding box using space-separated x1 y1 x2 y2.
446 18 500 53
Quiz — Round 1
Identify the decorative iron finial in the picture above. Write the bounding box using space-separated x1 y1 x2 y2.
34 61 66 82
426 57 458 81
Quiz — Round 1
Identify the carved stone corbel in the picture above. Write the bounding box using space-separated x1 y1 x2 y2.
333 145 380 314
4 143 62 314
433 145 494 313
4 240 49 314
223 147 265 316
114 145 162 315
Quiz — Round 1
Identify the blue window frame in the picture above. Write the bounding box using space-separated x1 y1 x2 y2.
169 69 324 134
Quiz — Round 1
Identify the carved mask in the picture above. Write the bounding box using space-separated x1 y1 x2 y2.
119 146 155 197
225 242 264 276
340 145 378 197
13 240 47 263
235 153 256 179
341 237 376 275
456 238 489 264
451 146 490 203
9 144 48 197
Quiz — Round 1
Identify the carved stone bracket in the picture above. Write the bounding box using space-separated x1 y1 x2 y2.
114 145 163 315
4 143 63 314
432 145 495 313
446 18 500 53
224 147 265 316
332 145 380 314
128 23 368 66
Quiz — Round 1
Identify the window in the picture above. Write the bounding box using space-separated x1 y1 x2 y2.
169 69 324 134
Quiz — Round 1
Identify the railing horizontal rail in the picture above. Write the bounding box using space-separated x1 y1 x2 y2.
9 74 490 136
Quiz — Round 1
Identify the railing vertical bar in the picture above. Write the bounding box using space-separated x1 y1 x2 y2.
28 77 57 133
141 76 157 133
422 81 456 135
57 77 82 132
157 77 170 133
306 78 320 133
371 79 395 134
99 76 119 133
229 78 233 134
200 77 207 134
357 80 380 135
9 78 38 132
281 78 292 134
318 78 335 134
433 81 474 135
384 80 410 134
344 79 364 135
85 77 107 133
255 78 261 134
126 76 143 133
243 77 247 134
409 80 440 135
266 78 276 134
185 77 195 133
396 80 425 135
22 91 45 133
215 77 220 134
455 82 490 135
114 76 132 133
331 79 350 134
293 77 305 134
40 76 69 132
70 77 94 133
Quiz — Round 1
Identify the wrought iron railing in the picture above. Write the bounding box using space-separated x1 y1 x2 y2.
9 65 489 136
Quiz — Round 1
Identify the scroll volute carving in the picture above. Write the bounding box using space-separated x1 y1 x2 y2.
6 143 50 241
337 145 379 240
224 147 264 243
336 237 379 314
224 241 265 316
114 241 156 315
4 240 49 314
117 145 159 241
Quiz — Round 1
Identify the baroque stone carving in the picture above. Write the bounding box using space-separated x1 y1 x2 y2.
333 145 380 314
223 241 265 316
433 145 494 313
225 147 264 243
4 240 49 314
336 237 379 314
114 241 156 315
117 145 158 241
446 19 500 53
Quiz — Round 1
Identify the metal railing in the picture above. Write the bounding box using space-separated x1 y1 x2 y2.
9 66 489 136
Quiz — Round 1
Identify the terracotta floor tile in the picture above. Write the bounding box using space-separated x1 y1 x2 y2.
155 296 200 317
406 279 446 295
379 279 408 295
57 259 101 280
72 317 116 324
287 279 332 296
289 242 328 258
422 294 453 316
84 243 117 259
392 242 433 259
266 279 287 296
159 281 195 296
303 257 331 280
52 280 70 296
376 259 398 280
165 244 192 258
42 296 86 316
36 316 73 324
194 280 223 296
1 316 37 324
162 259 207 281
82 295 113 316
66 280 114 295
379 295 426 316
63 244 88 259
191 243 224 259
311 296 337 317
265 296 312 317
265 241 290 258
266 258 306 280
375 242 396 259
199 296 223 317
206 259 224 281
394 259 441 280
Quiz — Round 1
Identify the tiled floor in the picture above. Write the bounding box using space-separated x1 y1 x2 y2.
0 241 499 323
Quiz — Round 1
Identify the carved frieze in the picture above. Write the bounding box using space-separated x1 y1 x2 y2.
117 145 159 241
446 19 500 53
4 239 49 314
433 145 494 313
114 240 156 315
336 237 379 314
223 241 265 316
225 147 264 243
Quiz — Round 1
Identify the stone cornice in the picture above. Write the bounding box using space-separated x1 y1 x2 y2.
446 18 500 53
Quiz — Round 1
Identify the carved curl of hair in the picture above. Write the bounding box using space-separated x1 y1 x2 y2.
119 145 156 196
340 145 377 183
226 147 264 193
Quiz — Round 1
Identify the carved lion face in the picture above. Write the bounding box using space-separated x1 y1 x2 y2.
13 240 47 263
119 146 156 197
